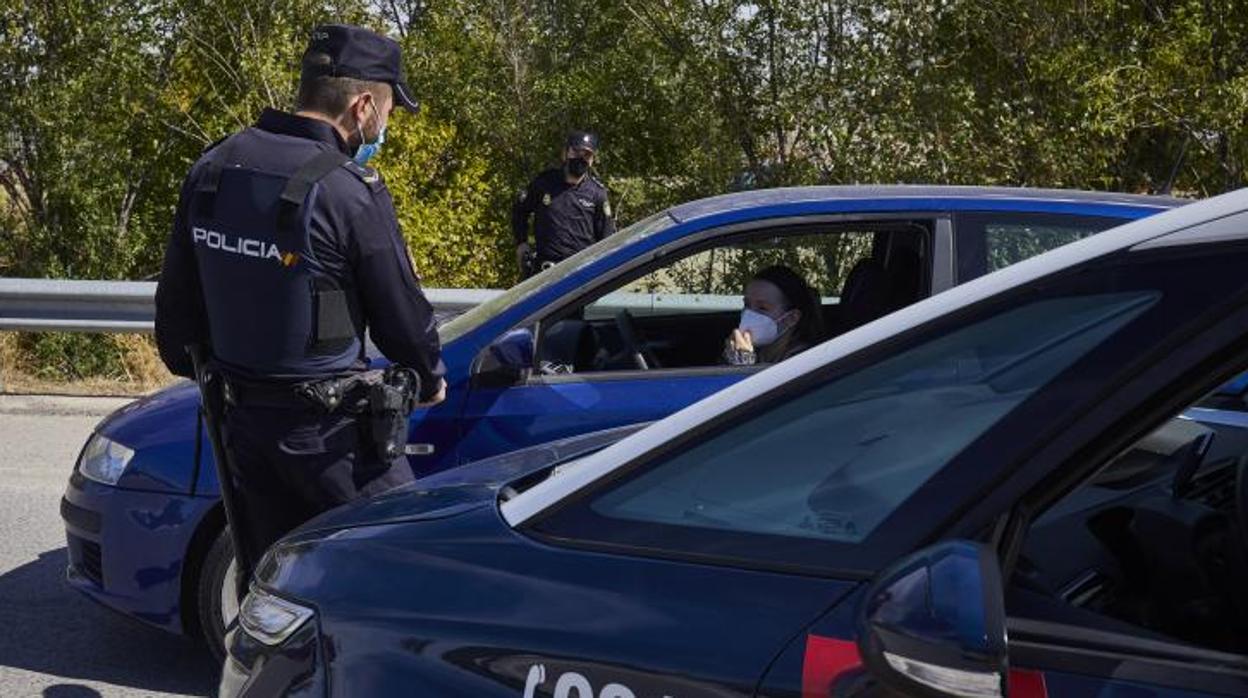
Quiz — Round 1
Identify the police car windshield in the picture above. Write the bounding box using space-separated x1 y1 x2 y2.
439 210 679 343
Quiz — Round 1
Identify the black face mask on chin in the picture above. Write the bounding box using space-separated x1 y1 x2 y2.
565 157 590 178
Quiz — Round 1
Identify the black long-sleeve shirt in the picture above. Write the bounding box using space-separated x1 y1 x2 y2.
511 167 615 263
155 109 444 399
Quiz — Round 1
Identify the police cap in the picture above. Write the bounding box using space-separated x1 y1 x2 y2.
565 131 599 153
302 24 420 113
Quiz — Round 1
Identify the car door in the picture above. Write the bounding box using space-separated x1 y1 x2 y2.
733 209 1248 697
454 217 937 465
953 222 1248 696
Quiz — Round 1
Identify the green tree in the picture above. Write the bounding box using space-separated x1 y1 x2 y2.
6 0 1248 382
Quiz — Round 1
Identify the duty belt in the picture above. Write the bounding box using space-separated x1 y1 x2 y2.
221 373 371 413
221 376 322 410
221 367 422 462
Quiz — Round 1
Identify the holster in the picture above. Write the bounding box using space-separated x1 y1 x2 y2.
296 366 421 461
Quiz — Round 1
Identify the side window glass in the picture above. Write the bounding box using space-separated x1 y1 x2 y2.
956 213 1125 283
537 225 928 375
1012 402 1248 657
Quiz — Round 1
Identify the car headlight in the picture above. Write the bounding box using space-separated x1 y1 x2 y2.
238 586 315 646
77 433 135 486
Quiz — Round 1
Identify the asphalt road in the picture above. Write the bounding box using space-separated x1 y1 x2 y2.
0 396 218 698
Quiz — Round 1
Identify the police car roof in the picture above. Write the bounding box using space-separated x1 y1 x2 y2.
502 186 1248 526
666 185 1189 223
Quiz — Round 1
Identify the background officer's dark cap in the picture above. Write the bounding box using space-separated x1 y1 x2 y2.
302 24 419 113
565 131 599 152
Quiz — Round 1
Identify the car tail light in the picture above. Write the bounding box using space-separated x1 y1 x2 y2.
800 633 1049 698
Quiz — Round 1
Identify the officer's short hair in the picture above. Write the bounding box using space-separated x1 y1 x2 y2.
295 51 391 116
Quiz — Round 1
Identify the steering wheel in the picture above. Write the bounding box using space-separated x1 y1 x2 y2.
613 309 662 370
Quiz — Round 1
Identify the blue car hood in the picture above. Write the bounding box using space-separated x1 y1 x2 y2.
97 380 199 443
292 422 647 535
96 381 203 493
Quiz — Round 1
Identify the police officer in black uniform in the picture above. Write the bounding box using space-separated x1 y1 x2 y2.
512 131 615 276
154 25 446 580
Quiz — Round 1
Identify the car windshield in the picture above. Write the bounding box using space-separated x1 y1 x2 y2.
438 210 679 343
589 291 1159 544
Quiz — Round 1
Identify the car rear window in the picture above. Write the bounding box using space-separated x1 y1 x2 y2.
956 212 1126 282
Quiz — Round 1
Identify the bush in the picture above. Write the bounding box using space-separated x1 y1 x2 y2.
0 332 172 393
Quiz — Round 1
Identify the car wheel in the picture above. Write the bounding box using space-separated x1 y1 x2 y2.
196 528 239 663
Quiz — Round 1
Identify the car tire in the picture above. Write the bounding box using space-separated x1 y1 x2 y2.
196 528 239 664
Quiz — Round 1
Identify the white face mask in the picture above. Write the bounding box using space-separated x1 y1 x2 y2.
738 308 780 346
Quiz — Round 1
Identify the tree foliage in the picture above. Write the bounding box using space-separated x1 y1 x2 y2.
2 0 1247 378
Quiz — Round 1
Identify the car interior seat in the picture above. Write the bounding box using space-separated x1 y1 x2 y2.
838 258 892 331
885 247 923 312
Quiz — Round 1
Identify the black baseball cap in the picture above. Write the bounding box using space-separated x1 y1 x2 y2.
302 24 419 113
565 131 599 152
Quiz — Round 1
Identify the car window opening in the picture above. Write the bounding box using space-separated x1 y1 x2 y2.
533 222 932 376
1010 367 1248 658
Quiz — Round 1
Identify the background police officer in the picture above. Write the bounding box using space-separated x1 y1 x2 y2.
512 131 615 276
154 24 446 573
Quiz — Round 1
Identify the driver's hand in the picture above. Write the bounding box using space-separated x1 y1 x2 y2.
418 378 447 407
728 328 754 353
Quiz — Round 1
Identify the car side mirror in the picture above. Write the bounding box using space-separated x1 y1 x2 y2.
473 328 534 388
856 540 1008 698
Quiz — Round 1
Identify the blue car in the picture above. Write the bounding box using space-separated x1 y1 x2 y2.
223 187 1248 697
61 186 1184 657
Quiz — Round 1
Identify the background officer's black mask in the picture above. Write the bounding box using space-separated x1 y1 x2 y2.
565 157 590 178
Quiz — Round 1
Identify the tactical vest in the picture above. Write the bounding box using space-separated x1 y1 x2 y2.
189 136 363 378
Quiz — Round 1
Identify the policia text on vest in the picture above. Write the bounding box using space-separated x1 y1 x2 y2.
154 25 446 607
191 225 299 266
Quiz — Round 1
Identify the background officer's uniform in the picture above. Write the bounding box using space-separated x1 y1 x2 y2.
154 27 442 564
512 167 615 266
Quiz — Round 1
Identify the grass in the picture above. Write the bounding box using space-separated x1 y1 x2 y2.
0 332 178 396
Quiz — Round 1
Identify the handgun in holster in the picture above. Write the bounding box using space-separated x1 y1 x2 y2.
368 366 420 461
296 366 421 461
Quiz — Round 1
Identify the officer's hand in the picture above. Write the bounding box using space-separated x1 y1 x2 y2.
418 378 447 407
515 242 531 270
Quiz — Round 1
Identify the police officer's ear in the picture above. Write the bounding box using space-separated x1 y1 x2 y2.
347 91 373 131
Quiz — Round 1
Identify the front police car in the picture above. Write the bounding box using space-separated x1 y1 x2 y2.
218 475 530 696
219 423 644 696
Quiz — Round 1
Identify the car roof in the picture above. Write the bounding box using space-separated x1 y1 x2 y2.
667 185 1189 223
438 186 1188 346
501 187 1248 526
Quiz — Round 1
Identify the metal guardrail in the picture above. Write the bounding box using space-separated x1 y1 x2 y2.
0 278 839 333
0 278 504 333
